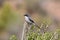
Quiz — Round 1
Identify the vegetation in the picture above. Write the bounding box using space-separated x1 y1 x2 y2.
0 4 17 32
25 17 60 40
9 35 17 40
0 4 18 40
0 0 60 40
26 26 60 40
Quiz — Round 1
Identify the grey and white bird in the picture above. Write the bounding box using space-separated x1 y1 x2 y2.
24 14 40 28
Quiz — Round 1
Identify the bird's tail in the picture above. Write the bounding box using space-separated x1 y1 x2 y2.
33 23 40 29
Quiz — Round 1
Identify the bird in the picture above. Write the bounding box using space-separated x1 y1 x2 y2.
24 14 40 28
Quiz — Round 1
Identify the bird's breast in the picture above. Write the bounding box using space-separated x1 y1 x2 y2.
25 16 31 23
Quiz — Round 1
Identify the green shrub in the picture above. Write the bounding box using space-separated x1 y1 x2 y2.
9 35 17 40
27 28 60 40
0 4 17 31
26 24 60 40
26 28 53 40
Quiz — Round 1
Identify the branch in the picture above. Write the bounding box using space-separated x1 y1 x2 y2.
21 22 27 40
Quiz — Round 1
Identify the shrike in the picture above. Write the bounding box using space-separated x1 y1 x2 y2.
24 14 40 28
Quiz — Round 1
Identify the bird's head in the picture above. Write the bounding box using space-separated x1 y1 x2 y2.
24 14 29 17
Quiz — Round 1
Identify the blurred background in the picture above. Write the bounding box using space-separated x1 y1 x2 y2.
0 0 60 40
0 0 25 40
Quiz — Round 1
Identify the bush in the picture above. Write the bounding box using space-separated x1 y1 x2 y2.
26 27 60 40
0 4 17 31
9 35 17 40
26 18 60 40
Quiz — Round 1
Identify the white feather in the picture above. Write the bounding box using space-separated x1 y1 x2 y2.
25 16 32 23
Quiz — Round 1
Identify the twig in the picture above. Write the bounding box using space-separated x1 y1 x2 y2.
50 35 54 40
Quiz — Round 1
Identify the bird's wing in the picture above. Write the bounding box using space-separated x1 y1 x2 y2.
29 18 34 23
